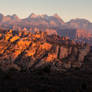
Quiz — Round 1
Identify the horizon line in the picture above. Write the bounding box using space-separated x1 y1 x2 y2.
0 12 92 23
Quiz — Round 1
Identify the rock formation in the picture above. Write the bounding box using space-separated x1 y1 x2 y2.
0 29 90 72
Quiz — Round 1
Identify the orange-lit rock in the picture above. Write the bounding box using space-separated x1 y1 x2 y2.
25 42 38 57
46 53 57 62
40 43 52 50
17 40 31 50
0 33 2 38
10 36 20 42
4 33 12 41
46 29 57 35
0 30 90 71
11 50 22 61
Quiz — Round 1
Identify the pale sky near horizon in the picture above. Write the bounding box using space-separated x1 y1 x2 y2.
0 0 92 22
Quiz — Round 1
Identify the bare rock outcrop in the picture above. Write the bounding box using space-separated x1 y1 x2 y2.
0 30 90 72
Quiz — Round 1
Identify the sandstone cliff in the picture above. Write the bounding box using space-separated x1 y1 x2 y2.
0 30 90 72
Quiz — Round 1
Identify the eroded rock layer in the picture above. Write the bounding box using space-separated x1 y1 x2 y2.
0 30 90 71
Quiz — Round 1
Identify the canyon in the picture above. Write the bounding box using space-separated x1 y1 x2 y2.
0 29 92 92
0 13 92 92
0 29 91 72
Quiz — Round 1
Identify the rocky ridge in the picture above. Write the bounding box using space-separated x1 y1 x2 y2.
0 13 92 44
0 29 90 72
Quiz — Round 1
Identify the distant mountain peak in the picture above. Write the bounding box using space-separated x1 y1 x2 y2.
53 13 61 19
0 13 4 21
6 14 19 20
12 14 18 17
69 18 90 24
29 13 38 18
0 12 92 34
0 13 4 16
12 14 19 19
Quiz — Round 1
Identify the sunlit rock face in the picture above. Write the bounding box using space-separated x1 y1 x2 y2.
0 29 90 72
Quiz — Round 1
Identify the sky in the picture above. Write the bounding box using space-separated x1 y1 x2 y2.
0 0 92 22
